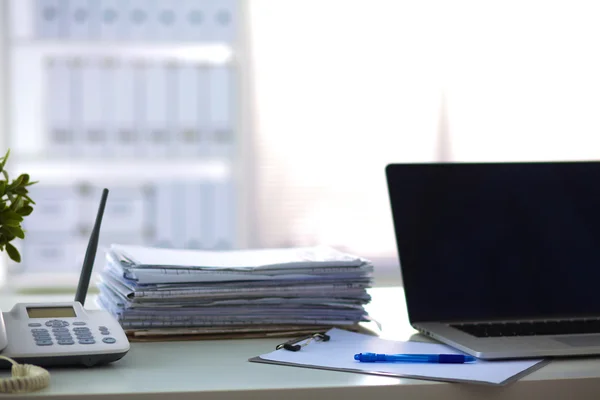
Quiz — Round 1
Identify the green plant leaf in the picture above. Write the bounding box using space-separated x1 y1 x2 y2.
9 196 23 211
5 242 20 263
0 218 23 228
16 205 33 216
0 232 15 242
14 194 34 205
0 148 36 263
8 174 26 190
0 149 9 173
0 210 24 224
5 226 24 239
1 219 20 228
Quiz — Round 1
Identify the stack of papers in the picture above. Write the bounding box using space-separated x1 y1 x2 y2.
96 244 374 341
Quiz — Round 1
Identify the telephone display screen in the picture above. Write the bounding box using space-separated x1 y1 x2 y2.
26 307 77 318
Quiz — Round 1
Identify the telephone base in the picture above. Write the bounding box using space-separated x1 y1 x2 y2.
0 350 129 368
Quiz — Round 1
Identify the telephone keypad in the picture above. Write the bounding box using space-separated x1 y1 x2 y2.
54 333 73 339
74 327 95 342
29 322 117 346
45 319 69 328
74 328 93 337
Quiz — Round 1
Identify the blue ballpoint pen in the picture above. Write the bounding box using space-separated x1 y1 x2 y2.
354 352 477 364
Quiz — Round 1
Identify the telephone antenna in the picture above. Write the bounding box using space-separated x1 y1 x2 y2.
75 188 109 306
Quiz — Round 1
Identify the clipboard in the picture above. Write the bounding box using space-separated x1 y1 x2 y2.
249 328 547 385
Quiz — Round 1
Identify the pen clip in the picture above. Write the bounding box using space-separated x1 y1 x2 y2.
276 333 330 351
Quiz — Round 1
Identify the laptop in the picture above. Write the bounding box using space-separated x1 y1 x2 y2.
385 161 600 360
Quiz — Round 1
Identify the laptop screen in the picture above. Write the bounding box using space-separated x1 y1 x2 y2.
386 161 600 323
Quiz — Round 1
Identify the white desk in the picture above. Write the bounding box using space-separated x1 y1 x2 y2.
2 287 600 400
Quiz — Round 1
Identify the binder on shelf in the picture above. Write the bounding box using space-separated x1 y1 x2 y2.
170 181 188 248
103 58 119 158
207 0 237 44
113 61 139 157
143 62 171 157
107 188 148 235
151 183 177 248
174 64 207 157
81 186 147 235
99 0 125 40
46 58 75 156
70 58 85 156
22 233 76 274
133 61 147 157
183 182 204 249
141 185 156 244
126 0 151 41
23 184 79 233
87 0 102 38
153 0 177 41
34 0 66 38
208 65 234 157
213 180 235 249
81 58 108 157
178 0 209 42
66 0 92 39
199 181 218 249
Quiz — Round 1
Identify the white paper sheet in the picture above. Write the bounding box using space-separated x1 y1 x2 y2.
111 244 366 269
251 328 545 385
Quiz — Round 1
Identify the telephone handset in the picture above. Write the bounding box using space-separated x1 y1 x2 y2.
0 189 130 393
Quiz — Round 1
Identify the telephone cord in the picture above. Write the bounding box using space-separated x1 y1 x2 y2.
0 355 50 393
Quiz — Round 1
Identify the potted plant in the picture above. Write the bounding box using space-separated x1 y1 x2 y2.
0 150 36 263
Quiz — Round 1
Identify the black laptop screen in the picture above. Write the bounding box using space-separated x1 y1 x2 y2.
386 161 600 323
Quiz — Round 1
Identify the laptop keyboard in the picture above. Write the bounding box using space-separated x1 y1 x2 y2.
451 319 600 337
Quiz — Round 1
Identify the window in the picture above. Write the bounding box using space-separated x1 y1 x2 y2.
2 0 600 288
247 0 600 285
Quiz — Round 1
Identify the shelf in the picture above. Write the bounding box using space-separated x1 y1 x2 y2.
6 272 99 294
13 158 231 183
1 0 251 283
9 40 235 64
11 39 235 48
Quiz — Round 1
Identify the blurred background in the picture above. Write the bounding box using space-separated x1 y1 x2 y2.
1 0 599 291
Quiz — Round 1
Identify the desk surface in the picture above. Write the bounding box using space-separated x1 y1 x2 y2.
3 287 600 400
